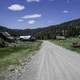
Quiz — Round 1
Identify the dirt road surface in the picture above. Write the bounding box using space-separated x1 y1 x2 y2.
19 41 80 80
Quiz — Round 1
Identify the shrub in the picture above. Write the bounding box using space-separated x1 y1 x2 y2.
0 38 8 48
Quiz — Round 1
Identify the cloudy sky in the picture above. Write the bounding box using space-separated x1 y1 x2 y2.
0 0 80 29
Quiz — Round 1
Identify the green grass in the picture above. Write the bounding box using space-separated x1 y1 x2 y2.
51 37 80 53
0 41 42 73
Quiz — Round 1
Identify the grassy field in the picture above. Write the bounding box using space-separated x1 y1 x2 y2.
0 41 42 78
51 37 80 53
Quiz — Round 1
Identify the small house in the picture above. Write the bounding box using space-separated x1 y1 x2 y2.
19 35 36 41
0 32 15 43
56 36 65 40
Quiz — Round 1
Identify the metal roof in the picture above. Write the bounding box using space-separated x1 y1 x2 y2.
20 35 31 39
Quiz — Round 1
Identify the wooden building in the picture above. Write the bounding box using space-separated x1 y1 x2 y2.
0 32 15 43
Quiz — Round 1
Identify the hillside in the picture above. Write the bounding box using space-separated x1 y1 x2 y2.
35 18 80 39
0 18 80 39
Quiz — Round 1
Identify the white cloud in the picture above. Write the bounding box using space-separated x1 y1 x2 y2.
63 10 69 14
22 14 42 19
28 20 35 24
26 0 40 2
18 19 24 22
8 4 25 11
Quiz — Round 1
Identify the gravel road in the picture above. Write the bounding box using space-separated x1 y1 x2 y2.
19 41 80 80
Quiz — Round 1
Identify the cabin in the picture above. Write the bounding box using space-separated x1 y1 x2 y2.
19 35 36 41
56 36 65 40
0 32 15 43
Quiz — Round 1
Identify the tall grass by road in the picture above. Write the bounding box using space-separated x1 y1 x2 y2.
0 41 42 75
51 37 80 53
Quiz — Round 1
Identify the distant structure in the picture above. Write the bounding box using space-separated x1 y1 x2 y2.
0 32 15 42
56 36 65 40
19 35 36 41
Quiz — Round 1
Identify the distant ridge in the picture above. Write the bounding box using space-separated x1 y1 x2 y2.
0 18 80 39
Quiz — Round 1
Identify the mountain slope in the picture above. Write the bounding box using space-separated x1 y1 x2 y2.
34 19 80 39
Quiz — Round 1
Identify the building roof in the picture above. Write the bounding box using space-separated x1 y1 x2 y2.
20 35 31 39
0 32 10 37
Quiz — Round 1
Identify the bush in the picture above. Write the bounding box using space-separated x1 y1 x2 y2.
0 38 8 48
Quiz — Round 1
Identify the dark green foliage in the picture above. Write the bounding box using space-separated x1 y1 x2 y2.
34 19 80 39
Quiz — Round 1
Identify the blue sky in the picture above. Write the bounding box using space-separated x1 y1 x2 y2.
0 0 80 29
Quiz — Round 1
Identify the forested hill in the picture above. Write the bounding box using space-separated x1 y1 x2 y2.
0 18 80 39
35 18 80 39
